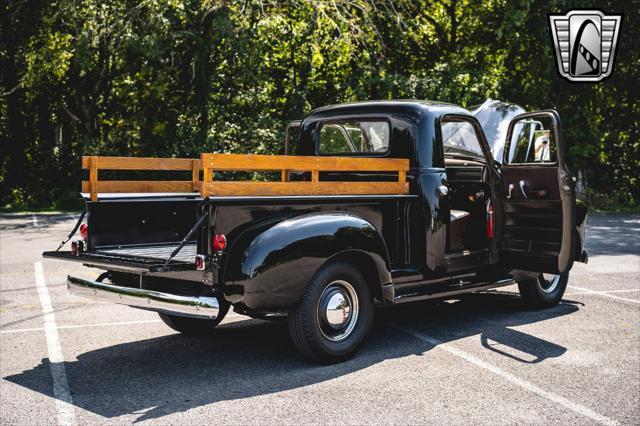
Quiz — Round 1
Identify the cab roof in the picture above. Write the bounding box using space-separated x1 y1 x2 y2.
306 99 472 121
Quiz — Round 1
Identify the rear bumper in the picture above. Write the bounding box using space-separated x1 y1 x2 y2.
67 275 219 319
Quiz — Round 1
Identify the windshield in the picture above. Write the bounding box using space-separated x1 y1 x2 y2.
470 100 525 162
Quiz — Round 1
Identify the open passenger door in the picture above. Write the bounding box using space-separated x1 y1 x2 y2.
500 110 575 274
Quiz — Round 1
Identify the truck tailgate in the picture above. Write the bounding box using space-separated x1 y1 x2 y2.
43 242 196 273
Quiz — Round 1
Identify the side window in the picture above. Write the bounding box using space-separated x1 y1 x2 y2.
441 119 484 160
318 121 389 154
507 117 557 164
284 120 301 155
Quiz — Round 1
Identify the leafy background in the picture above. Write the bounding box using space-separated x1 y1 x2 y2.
1 0 638 210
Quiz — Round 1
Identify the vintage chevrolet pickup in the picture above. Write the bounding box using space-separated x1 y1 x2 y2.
44 100 588 363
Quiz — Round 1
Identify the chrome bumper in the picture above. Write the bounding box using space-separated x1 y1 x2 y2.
67 275 219 319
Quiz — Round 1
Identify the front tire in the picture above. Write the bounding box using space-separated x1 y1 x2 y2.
288 261 374 364
159 301 230 335
518 272 569 309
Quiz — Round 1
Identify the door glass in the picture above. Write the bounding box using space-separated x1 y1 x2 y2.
507 115 557 164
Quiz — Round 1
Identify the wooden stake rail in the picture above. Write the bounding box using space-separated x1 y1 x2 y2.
199 153 409 196
82 156 200 201
82 154 409 201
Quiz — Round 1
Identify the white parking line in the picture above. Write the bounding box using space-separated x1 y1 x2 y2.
34 262 76 426
1 313 247 334
566 289 640 296
32 214 39 227
0 319 163 334
396 326 618 426
568 285 640 304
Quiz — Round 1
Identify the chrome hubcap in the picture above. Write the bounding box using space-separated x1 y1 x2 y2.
539 273 561 294
318 280 359 342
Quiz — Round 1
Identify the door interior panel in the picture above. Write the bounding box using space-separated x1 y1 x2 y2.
499 110 574 275
501 167 560 200
501 166 563 261
502 183 563 270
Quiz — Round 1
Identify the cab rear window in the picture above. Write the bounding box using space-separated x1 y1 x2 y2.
318 121 389 155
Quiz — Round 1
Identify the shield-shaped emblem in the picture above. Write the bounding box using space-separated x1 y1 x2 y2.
549 10 622 82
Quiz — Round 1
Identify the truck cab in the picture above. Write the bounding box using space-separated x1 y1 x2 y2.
291 101 584 281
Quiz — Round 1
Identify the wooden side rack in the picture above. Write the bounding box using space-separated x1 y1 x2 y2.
82 154 410 201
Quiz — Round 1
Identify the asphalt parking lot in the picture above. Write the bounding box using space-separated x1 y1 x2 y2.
1 212 638 425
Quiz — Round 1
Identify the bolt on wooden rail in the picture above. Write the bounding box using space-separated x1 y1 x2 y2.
82 154 409 201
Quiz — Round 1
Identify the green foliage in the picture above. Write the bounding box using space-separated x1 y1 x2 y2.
1 0 638 209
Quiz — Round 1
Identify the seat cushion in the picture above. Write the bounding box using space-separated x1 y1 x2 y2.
450 209 470 222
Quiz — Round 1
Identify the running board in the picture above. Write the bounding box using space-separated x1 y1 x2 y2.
393 277 515 304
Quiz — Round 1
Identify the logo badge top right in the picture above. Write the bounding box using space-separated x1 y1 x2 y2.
549 10 622 82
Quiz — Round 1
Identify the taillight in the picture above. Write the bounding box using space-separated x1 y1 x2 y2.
212 233 227 251
195 254 206 271
80 223 88 239
486 202 494 239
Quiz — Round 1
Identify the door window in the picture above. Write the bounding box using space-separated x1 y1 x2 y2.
506 116 557 164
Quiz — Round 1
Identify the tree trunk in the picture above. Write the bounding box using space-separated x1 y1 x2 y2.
1 8 28 199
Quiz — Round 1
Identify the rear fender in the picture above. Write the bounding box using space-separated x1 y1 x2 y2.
222 212 391 310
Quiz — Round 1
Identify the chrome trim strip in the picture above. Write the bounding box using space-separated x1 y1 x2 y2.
67 275 219 319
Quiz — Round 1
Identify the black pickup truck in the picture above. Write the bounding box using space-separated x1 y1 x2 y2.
44 100 588 363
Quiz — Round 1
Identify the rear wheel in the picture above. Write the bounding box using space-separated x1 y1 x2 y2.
288 261 374 364
518 272 569 309
159 302 230 335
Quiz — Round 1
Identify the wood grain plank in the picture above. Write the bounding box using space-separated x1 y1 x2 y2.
201 153 409 172
82 181 196 193
191 159 200 191
88 156 98 201
82 156 197 170
201 181 409 196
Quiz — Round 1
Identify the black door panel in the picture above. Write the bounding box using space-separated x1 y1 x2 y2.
500 111 575 274
501 167 560 200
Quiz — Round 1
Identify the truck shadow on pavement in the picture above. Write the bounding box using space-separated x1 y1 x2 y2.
4 291 579 422
0 213 81 232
